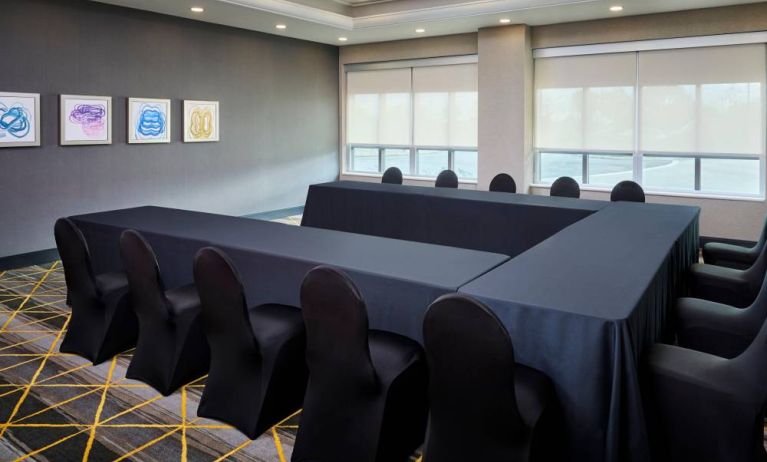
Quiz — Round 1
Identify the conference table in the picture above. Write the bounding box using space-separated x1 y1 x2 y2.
70 206 509 338
302 180 608 257
70 185 699 462
461 201 699 462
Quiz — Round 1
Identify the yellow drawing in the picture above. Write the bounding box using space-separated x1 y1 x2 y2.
189 107 214 139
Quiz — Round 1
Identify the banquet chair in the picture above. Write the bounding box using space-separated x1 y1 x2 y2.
422 294 561 462
489 173 517 193
689 246 767 308
120 229 210 396
702 215 767 269
610 180 645 202
435 170 459 188
643 318 767 462
676 271 767 358
292 266 428 462
193 247 307 439
381 167 403 185
55 218 138 364
550 176 580 198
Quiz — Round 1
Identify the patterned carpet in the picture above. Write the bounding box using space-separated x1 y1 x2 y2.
0 214 425 461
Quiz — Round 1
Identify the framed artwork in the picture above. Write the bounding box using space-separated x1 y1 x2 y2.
183 100 219 142
0 92 41 148
60 94 112 146
128 97 171 144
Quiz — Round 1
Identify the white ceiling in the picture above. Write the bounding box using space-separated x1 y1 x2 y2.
90 0 764 46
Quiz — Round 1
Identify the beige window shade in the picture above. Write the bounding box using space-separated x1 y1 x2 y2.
413 64 478 147
346 68 412 145
639 44 766 155
535 53 636 151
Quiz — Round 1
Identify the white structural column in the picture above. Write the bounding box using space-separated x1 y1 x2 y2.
478 25 533 191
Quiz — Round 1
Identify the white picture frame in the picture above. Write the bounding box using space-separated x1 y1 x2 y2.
128 97 171 144
0 92 41 148
60 94 112 146
183 100 219 142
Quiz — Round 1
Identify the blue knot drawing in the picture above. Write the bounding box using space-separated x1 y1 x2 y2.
0 103 31 139
136 105 166 137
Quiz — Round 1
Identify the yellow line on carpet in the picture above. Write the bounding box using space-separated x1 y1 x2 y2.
212 438 253 462
12 428 85 462
0 357 43 374
10 387 103 424
272 427 287 462
181 386 188 462
82 356 118 461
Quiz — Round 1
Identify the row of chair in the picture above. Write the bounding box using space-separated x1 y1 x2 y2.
641 215 767 461
381 166 647 203
54 218 561 461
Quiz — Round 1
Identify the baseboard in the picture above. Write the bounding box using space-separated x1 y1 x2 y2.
0 248 60 271
700 236 756 248
243 206 304 221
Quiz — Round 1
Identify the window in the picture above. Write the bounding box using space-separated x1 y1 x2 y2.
345 60 478 180
534 44 766 197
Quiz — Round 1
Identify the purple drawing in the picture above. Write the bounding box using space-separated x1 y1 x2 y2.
68 104 106 137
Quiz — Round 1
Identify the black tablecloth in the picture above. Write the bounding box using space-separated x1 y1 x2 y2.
71 206 509 339
459 202 700 462
301 181 608 257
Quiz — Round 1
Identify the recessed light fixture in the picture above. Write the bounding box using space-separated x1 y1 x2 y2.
415 28 426 33
190 6 204 13
499 18 511 24
338 37 348 42
276 24 287 30
609 5 623 12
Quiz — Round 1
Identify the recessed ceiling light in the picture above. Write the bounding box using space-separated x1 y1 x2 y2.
415 28 426 33
276 24 287 30
609 5 623 12
499 18 511 24
190 6 204 13
338 37 348 42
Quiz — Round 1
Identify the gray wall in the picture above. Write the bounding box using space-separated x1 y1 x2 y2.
0 0 339 257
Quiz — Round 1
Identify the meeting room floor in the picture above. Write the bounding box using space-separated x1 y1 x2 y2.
0 213 760 461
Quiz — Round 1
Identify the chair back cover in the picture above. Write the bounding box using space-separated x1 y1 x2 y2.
423 294 526 459
300 266 376 389
550 176 580 198
381 167 403 185
489 173 517 193
194 247 255 351
54 218 98 302
119 230 169 322
435 170 459 188
610 180 646 202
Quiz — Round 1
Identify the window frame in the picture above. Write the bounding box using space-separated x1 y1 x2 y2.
343 55 479 182
348 144 479 181
534 149 765 199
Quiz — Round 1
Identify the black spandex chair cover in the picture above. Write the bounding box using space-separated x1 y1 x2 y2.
489 173 517 193
381 167 403 185
550 176 580 198
703 216 767 269
610 181 646 203
643 318 767 461
435 170 458 189
55 218 137 364
292 266 428 462
677 270 767 359
689 245 767 308
422 294 561 462
193 247 307 439
120 230 210 396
